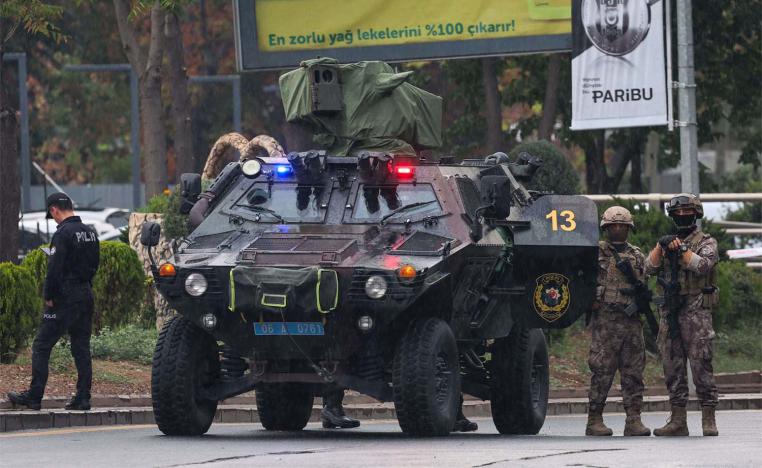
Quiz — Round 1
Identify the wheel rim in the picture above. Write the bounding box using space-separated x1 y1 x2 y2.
434 351 452 405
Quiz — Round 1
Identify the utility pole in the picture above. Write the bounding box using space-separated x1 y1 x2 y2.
675 0 700 196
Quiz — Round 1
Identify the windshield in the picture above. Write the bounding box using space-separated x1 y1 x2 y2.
350 184 442 222
232 182 328 222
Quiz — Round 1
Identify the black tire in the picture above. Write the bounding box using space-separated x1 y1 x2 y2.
256 383 314 431
393 318 461 436
152 315 220 436
490 327 549 435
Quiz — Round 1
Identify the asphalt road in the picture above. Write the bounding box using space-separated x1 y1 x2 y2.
1 411 760 467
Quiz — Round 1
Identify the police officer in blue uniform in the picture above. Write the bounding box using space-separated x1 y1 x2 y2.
8 193 100 411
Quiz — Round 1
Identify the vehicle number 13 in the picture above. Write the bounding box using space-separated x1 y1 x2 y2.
546 209 576 232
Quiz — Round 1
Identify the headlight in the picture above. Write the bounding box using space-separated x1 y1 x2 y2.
185 273 208 297
364 275 387 299
357 315 374 331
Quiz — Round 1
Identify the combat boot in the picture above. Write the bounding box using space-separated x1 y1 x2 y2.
585 406 613 436
701 406 718 436
65 394 91 411
321 390 360 429
623 405 651 436
654 405 688 436
7 391 42 411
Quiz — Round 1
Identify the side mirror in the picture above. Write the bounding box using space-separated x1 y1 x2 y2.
480 175 512 219
140 222 161 247
179 173 202 214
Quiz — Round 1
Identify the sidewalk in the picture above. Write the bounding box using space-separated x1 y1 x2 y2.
2 393 760 433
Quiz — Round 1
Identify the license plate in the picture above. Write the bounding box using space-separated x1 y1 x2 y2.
254 322 325 336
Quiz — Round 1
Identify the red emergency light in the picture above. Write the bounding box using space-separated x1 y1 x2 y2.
395 166 414 177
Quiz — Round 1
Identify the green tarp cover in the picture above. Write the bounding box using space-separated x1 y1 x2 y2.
229 266 339 315
280 58 442 156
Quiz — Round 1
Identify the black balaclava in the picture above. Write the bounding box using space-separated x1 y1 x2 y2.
672 213 697 237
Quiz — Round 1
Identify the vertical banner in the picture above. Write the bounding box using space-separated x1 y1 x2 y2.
571 0 669 130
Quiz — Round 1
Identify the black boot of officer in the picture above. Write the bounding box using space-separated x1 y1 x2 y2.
321 387 360 429
452 395 478 432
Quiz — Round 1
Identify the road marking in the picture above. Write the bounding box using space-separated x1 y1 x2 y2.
0 424 156 438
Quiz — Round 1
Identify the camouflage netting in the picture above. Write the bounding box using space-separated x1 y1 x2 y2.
279 57 442 156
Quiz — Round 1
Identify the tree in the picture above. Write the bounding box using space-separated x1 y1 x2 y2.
164 9 194 176
0 1 63 263
481 58 502 153
112 0 168 199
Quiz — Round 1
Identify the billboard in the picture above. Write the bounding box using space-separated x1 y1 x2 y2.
571 0 669 130
234 0 573 71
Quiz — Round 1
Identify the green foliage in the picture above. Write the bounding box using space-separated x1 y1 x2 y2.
721 167 762 225
23 241 146 332
0 1 65 44
92 242 147 330
440 59 489 156
136 187 188 239
715 261 762 331
138 192 170 214
714 326 762 373
90 325 157 364
162 187 189 239
20 248 48 296
0 263 43 363
691 0 761 169
508 140 580 195
50 324 157 368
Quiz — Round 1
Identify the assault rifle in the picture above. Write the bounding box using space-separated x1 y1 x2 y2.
610 247 659 336
656 235 683 339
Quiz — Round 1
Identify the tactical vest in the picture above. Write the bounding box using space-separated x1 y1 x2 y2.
658 229 717 296
598 241 644 306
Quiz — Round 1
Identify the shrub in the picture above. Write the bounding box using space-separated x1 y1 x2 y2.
137 187 188 239
21 248 48 297
0 263 43 363
715 261 762 331
22 241 146 332
90 325 157 364
138 192 170 214
508 140 580 195
93 242 148 330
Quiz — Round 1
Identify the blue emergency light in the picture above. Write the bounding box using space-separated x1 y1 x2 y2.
275 165 292 175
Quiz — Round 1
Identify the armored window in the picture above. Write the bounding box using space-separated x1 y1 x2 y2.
231 182 330 223
348 183 443 223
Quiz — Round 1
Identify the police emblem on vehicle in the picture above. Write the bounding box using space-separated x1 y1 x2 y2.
533 273 571 322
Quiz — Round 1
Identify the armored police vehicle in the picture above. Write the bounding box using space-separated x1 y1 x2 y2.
141 59 599 437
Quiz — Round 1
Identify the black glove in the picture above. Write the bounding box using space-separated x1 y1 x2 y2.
659 235 677 250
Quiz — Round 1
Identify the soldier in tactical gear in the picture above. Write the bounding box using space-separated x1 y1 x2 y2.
646 193 719 437
8 193 100 411
586 206 651 437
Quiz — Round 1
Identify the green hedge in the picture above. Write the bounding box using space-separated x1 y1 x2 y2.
508 141 581 195
22 241 146 332
138 188 188 240
715 261 762 331
0 263 43 363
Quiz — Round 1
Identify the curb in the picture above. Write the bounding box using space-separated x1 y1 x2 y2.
2 394 760 433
